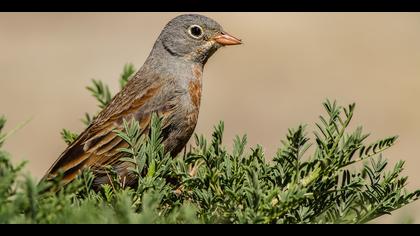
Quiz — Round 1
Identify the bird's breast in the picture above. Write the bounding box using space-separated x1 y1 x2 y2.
188 64 203 109
160 64 202 154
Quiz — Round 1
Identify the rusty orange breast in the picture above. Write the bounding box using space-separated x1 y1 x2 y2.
189 65 203 108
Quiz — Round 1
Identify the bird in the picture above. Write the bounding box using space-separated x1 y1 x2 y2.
42 14 242 189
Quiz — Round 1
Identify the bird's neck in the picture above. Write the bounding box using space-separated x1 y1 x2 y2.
144 41 204 79
153 39 207 64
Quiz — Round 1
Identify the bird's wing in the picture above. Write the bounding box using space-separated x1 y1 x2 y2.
42 73 178 185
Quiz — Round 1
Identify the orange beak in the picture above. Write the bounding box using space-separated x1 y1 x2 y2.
213 31 242 46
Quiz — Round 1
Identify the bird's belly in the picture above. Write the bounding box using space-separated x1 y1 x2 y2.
93 104 199 187
162 104 199 157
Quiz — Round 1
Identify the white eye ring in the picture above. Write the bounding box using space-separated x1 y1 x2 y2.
188 25 204 39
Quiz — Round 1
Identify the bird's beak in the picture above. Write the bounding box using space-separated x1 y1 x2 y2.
213 31 242 46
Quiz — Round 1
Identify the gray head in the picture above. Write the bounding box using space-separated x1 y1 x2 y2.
151 14 242 65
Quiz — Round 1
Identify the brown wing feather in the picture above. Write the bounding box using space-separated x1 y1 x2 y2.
42 70 176 185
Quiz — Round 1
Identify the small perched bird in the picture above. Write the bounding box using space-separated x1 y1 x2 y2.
42 14 242 188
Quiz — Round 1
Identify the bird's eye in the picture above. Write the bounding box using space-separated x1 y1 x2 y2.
188 25 204 39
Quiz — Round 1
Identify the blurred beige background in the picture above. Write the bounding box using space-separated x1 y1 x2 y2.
1 13 420 223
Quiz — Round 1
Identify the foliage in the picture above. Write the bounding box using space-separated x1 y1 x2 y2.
0 64 419 224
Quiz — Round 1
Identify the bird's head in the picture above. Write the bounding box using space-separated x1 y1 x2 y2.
154 14 242 65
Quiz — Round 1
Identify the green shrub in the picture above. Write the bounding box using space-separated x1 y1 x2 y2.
0 64 418 224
